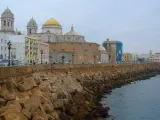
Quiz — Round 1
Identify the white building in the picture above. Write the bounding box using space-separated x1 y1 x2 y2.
9 35 25 61
0 33 9 60
98 46 109 63
152 53 160 62
131 53 139 63
0 8 25 62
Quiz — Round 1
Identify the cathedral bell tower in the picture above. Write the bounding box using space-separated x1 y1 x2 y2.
26 17 38 35
1 7 14 32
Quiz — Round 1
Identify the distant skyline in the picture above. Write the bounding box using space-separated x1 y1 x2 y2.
0 0 160 53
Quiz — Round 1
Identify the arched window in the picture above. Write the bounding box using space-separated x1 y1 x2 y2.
29 29 32 34
4 21 6 26
8 22 9 27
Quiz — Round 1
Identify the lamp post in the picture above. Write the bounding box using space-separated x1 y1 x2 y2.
40 49 43 64
7 41 12 66
93 54 96 64
61 55 65 64
72 53 74 64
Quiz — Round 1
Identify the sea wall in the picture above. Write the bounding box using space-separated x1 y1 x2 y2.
0 63 157 78
0 63 159 120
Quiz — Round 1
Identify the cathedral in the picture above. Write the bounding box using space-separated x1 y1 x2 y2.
26 18 101 64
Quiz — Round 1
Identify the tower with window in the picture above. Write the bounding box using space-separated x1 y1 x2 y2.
26 17 38 35
1 7 14 32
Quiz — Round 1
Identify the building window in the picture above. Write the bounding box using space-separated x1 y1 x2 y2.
1 46 3 51
1 39 3 43
8 22 9 27
5 47 6 51
5 40 7 44
5 54 6 59
4 21 6 26
29 29 32 34
11 21 12 27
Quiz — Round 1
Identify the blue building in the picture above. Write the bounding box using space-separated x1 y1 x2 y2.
102 39 123 63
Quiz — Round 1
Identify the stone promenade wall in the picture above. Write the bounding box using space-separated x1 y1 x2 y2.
0 63 158 79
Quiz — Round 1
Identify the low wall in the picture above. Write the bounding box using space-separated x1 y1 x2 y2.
0 63 158 79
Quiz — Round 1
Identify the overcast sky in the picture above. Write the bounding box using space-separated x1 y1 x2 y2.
0 0 160 53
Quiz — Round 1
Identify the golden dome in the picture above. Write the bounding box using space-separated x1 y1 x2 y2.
43 18 61 26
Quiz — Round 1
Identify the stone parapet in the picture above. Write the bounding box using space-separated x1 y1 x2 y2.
0 63 159 79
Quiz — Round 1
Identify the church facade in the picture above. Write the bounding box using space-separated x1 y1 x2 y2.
26 18 100 64
0 8 25 62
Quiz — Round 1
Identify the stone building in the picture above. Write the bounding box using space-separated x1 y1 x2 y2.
26 17 100 64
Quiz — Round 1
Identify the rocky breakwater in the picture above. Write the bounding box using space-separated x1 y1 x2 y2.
0 64 159 120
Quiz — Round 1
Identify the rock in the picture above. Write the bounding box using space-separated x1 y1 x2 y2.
57 92 67 99
0 98 6 106
0 111 28 120
43 103 53 113
6 100 22 112
32 111 48 120
51 93 57 101
47 114 56 120
15 92 30 105
33 73 41 85
17 77 37 92
53 100 64 109
22 108 32 119
4 93 16 101
39 81 51 92
59 112 70 120
24 96 41 112
48 111 59 120
65 103 77 116
31 88 43 97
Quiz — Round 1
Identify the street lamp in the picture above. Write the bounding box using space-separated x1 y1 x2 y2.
7 41 12 66
61 55 65 64
93 54 96 64
72 53 74 64
40 49 43 64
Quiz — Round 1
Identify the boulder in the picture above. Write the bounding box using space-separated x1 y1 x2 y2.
4 93 16 101
57 92 67 99
5 79 16 92
1 111 28 120
22 108 31 119
0 98 6 106
51 93 57 101
15 92 30 105
53 100 64 109
48 111 59 120
6 100 22 112
39 81 51 92
17 78 37 92
24 96 41 112
43 103 54 113
32 111 48 120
